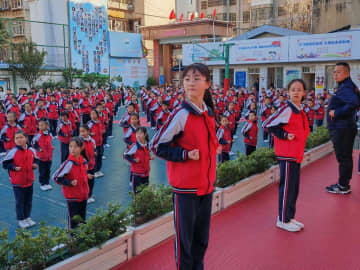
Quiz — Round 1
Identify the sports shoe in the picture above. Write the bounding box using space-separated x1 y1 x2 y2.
326 183 351 194
40 185 48 191
95 171 104 178
18 220 29 229
87 197 95 204
104 144 110 148
276 219 301 232
290 219 304 229
108 136 114 139
25 218 36 227
233 135 238 139
102 155 107 160
264 139 269 143
229 151 235 156
46 184 53 190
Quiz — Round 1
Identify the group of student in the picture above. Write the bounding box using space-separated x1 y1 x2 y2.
0 86 124 229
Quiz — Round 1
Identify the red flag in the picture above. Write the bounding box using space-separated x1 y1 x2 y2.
200 12 204 19
213 9 216 18
179 13 184 22
169 9 176 20
190 13 194 21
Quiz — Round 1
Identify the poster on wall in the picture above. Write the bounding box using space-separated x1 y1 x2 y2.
235 71 246 87
110 58 148 88
0 79 8 90
285 70 301 85
291 34 356 62
182 43 225 66
315 66 325 94
109 32 143 58
69 0 109 74
230 38 288 64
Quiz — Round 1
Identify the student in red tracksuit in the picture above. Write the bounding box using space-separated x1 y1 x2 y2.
217 115 232 163
57 111 72 163
2 131 39 229
224 102 237 138
241 111 258 156
314 97 325 127
34 99 47 125
53 137 89 229
156 101 171 130
151 63 220 270
0 103 6 154
1 112 21 151
79 125 96 204
18 103 37 145
72 98 81 137
261 97 272 142
304 99 315 132
32 119 54 191
120 103 135 134
46 95 59 137
263 79 310 232
123 113 140 149
65 101 77 137
7 97 20 120
88 109 104 177
124 127 154 195
79 91 92 124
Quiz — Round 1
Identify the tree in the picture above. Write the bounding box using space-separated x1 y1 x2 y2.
12 42 47 88
284 0 312 32
62 68 83 88
0 20 9 46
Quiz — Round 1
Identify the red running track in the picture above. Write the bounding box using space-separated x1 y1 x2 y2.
115 152 360 270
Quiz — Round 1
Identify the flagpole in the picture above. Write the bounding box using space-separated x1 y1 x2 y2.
212 19 215 42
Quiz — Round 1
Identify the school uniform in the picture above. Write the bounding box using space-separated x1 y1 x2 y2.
304 105 315 132
53 154 89 229
314 103 325 127
151 99 218 270
46 101 59 136
263 101 310 223
81 136 96 198
119 112 131 134
124 141 151 194
217 125 232 162
223 109 236 137
32 130 53 186
2 146 38 221
260 104 272 141
0 123 21 150
123 125 137 149
241 119 258 156
156 110 171 130
79 97 92 124
87 120 103 172
18 112 37 144
57 120 72 163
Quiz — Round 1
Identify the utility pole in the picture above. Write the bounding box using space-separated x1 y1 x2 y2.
223 43 235 94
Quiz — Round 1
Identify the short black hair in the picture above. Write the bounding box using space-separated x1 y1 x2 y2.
336 62 350 71
60 111 69 118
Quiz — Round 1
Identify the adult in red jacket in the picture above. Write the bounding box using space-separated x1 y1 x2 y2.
2 131 39 228
151 64 220 270
53 137 89 229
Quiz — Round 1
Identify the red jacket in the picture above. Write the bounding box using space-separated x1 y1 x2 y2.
0 123 21 150
241 120 258 147
57 120 72 144
34 107 47 121
87 120 103 146
67 110 77 132
304 106 315 127
0 112 5 131
224 110 236 131
7 103 20 119
263 101 310 163
19 112 37 136
81 136 96 171
53 154 89 201
151 100 219 196
156 110 171 130
2 146 38 187
79 98 92 115
32 131 53 162
314 104 325 120
105 101 114 117
124 141 151 177
47 102 59 120
217 125 232 153
124 125 137 148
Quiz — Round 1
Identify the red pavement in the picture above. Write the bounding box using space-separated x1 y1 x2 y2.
115 152 360 270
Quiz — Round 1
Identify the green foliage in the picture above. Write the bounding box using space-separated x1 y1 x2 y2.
0 21 9 46
306 126 330 150
0 230 11 270
11 42 47 88
147 76 157 87
216 148 277 188
128 184 173 226
62 68 83 88
81 73 110 88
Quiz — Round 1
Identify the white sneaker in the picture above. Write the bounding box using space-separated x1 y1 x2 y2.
291 219 304 229
25 218 36 227
108 136 114 139
87 197 95 204
96 171 104 177
46 184 53 190
151 127 156 130
104 144 110 148
264 139 269 143
18 220 29 229
102 155 107 160
0 152 6 156
40 185 48 191
229 151 235 156
233 135 238 139
94 172 100 178
276 218 301 232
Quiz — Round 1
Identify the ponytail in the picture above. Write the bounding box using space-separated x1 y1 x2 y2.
204 88 215 117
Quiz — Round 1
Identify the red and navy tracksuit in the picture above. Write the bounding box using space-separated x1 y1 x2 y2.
156 109 171 130
32 130 53 186
241 119 258 156
0 123 21 151
123 125 137 149
304 105 315 132
261 104 271 141
46 101 59 136
79 97 92 124
314 103 325 127
53 154 89 229
87 120 103 173
18 112 37 145
151 99 219 270
81 136 96 198
2 146 39 221
0 111 6 153
119 112 131 134
124 141 151 194
57 120 72 163
217 125 232 162
263 101 310 223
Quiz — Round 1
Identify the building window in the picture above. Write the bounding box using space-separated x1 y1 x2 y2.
229 13 236 22
0 0 11 10
230 0 236 5
108 18 128 32
278 6 286 16
243 11 250 23
208 0 221 8
11 0 22 9
0 47 10 62
12 21 24 36
201 0 207 9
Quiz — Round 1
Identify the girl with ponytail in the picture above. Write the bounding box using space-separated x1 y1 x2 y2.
151 63 221 270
